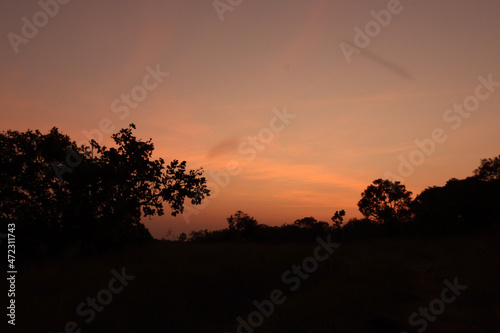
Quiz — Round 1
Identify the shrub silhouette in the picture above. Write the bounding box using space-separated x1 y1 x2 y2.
341 218 379 239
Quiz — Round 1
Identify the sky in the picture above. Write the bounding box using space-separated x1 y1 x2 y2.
1 0 500 239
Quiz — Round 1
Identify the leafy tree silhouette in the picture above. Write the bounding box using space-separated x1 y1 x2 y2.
331 210 346 229
293 216 319 229
293 216 330 239
227 210 258 236
0 127 77 257
358 179 412 228
0 124 209 257
474 154 500 181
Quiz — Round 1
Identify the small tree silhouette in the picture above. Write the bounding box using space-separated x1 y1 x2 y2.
227 210 258 232
293 217 318 229
331 210 346 229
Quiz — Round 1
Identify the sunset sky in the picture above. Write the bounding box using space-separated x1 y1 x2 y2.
1 0 499 238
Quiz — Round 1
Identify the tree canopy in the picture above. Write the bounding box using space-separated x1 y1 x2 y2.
331 210 346 229
0 124 209 257
474 155 500 181
358 179 413 226
227 210 258 232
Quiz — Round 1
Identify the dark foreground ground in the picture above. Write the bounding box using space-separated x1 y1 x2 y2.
4 232 500 333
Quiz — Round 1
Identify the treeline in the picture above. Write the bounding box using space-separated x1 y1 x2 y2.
187 156 500 243
1 125 499 260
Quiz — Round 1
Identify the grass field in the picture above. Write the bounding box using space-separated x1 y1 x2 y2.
8 231 500 333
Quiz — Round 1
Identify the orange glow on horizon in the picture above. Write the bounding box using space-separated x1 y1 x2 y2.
2 0 500 238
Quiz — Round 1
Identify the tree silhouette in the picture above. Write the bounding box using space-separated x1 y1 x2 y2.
358 179 412 227
292 217 330 238
413 177 500 234
178 232 187 242
474 155 500 181
331 210 346 229
227 210 258 233
0 124 209 257
293 216 318 229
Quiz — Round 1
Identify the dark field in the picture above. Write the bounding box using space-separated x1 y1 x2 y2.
9 232 500 333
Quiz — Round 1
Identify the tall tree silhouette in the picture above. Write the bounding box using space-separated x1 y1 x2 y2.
0 124 210 257
0 127 75 256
